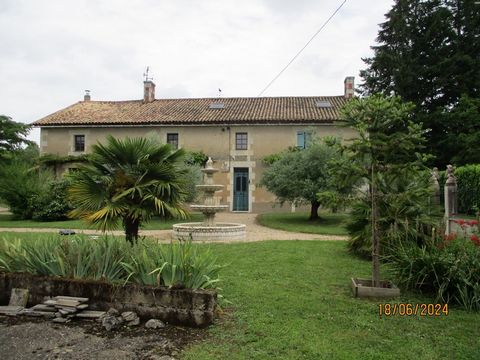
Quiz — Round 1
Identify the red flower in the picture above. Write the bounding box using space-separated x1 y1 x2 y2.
470 234 480 246
453 219 467 227
467 220 479 227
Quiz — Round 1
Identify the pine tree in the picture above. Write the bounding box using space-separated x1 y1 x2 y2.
360 0 480 167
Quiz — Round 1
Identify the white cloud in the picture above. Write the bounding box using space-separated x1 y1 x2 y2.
0 0 395 143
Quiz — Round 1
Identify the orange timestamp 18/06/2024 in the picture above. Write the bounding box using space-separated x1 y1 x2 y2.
378 303 449 318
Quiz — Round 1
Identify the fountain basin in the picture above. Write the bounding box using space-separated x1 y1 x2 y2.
190 205 228 213
173 222 246 242
195 184 224 192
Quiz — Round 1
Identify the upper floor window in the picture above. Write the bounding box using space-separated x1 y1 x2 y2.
167 133 179 149
74 135 85 152
235 132 248 150
296 131 312 149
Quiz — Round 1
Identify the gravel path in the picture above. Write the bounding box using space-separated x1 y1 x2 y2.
0 211 348 242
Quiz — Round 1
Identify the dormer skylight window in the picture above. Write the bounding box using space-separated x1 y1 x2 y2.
209 103 225 109
316 100 332 108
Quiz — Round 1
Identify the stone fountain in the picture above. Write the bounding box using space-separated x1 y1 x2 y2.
173 157 246 241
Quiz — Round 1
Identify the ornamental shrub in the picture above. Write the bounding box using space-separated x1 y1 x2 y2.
387 221 480 311
0 162 51 219
347 169 441 258
31 178 73 221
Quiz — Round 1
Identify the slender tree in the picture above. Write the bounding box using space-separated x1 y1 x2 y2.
339 95 429 287
68 136 189 243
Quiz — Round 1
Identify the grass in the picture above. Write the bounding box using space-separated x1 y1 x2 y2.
257 211 349 235
0 213 203 230
181 241 480 359
1 233 478 358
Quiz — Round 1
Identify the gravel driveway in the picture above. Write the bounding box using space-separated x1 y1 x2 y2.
0 212 348 242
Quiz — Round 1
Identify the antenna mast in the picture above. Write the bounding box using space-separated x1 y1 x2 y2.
143 66 153 82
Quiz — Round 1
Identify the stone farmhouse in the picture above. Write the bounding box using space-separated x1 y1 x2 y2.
33 77 356 213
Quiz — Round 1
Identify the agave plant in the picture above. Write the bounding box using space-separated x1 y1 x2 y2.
68 135 189 243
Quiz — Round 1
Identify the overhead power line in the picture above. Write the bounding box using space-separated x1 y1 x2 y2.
257 0 347 97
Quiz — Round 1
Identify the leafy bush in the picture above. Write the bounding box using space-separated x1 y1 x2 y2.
387 228 480 311
0 235 222 290
31 178 73 221
347 170 441 258
455 164 480 215
0 162 51 219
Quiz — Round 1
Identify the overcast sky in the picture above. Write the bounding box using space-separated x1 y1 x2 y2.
0 0 394 144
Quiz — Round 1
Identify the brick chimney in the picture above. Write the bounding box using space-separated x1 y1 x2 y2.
84 90 91 101
143 81 155 103
344 76 354 98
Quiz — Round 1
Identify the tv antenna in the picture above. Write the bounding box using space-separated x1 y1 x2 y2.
143 66 153 82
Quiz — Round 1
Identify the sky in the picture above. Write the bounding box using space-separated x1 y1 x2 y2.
0 0 395 144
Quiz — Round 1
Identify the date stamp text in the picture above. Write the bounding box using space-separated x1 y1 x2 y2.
378 303 448 318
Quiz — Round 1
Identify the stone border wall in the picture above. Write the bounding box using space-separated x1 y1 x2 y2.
0 272 217 327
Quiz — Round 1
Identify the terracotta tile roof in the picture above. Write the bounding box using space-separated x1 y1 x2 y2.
33 96 347 127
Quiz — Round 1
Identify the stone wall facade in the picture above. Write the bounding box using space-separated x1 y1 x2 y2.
40 124 356 213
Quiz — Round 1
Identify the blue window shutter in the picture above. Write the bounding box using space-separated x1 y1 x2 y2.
297 131 305 149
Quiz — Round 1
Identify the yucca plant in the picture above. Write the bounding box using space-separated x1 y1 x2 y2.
68 135 190 243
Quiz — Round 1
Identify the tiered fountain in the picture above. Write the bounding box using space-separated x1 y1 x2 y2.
173 157 246 241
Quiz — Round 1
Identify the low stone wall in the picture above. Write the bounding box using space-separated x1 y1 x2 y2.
0 272 217 327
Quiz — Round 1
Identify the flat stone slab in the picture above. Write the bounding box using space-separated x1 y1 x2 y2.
9 288 29 307
0 306 24 316
76 311 106 319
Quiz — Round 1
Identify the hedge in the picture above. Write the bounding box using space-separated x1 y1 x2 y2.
455 164 480 215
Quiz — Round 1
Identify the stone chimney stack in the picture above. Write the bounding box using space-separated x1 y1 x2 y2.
84 90 91 101
143 81 156 103
344 76 354 98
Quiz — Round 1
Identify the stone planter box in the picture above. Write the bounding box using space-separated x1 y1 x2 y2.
351 278 400 299
0 272 216 327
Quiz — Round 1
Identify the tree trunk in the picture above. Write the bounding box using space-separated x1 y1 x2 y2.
371 165 381 288
309 200 321 220
124 216 140 245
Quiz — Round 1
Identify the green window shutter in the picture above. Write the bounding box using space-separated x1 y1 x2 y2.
297 131 305 149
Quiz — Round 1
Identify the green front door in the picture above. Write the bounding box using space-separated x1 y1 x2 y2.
233 168 249 211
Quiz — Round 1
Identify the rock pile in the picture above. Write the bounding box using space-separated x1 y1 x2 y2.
21 296 106 323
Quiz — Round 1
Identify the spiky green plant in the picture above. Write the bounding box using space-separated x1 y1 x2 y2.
0 235 222 290
67 136 190 243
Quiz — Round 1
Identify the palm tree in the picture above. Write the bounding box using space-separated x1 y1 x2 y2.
68 135 188 243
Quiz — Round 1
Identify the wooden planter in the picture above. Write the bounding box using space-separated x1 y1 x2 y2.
351 278 400 298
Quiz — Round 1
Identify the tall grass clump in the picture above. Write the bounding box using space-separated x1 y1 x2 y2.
0 235 222 290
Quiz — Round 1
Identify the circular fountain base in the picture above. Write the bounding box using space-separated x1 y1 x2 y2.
173 222 246 241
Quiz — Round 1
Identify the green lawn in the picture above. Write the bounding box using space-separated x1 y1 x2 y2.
0 232 478 359
182 241 480 359
257 211 349 235
0 213 203 230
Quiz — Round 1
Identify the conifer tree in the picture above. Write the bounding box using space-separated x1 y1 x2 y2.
360 0 480 167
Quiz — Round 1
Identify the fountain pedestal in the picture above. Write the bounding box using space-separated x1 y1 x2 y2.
173 158 246 241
